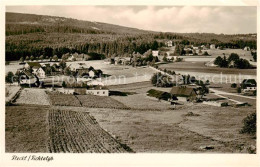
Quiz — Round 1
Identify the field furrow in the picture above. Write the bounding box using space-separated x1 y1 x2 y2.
47 109 131 153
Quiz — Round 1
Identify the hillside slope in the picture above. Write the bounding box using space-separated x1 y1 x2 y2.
6 12 152 35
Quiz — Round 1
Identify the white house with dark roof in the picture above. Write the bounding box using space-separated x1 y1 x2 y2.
210 44 216 49
166 41 173 47
24 62 46 78
152 50 159 57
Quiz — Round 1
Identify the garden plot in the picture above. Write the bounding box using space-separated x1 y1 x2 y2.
15 88 50 105
48 93 81 107
76 95 128 109
48 109 130 153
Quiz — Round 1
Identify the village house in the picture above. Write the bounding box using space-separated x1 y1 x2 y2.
77 69 90 77
68 53 90 61
56 88 75 94
210 44 216 49
86 87 109 96
152 50 159 57
115 57 131 65
166 55 178 61
68 63 88 72
244 46 250 51
68 54 75 61
241 79 257 92
33 66 46 78
89 70 95 78
170 86 197 102
24 62 46 78
18 70 37 85
201 45 207 50
74 86 109 96
192 46 199 50
165 41 173 47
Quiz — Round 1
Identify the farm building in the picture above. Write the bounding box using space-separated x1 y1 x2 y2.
147 89 177 101
210 44 216 49
74 86 109 96
56 88 75 94
88 86 109 96
170 86 197 102
241 79 257 92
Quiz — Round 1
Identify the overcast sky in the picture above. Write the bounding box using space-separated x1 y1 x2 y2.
6 6 257 34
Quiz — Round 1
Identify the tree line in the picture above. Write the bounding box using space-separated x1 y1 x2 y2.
6 34 164 61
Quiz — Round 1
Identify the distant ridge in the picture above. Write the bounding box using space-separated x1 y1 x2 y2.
6 12 155 35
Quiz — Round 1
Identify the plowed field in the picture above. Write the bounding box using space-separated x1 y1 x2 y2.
48 109 131 153
48 94 81 107
76 95 128 109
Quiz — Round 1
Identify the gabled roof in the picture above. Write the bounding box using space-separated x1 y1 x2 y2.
26 62 41 68
22 70 35 78
147 89 177 100
170 86 197 97
242 79 257 86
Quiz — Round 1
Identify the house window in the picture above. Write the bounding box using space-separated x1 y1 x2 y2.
103 91 105 94
97 91 99 94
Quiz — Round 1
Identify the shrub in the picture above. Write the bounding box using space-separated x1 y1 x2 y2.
240 113 256 135
5 101 13 106
151 72 173 87
231 83 237 88
5 72 14 84
203 51 209 56
237 87 241 93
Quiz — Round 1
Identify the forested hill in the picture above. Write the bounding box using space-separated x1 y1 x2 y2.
6 12 256 61
6 12 153 35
